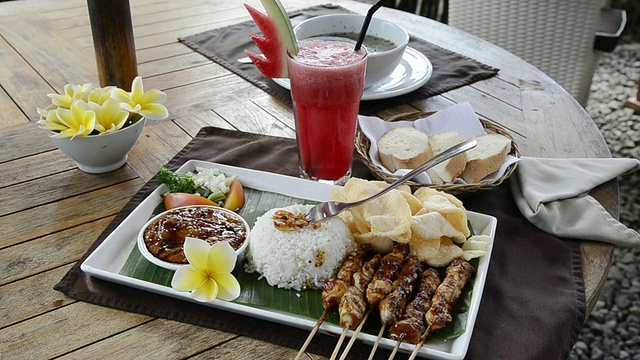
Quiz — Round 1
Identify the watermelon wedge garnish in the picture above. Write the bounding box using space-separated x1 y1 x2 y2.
244 0 298 78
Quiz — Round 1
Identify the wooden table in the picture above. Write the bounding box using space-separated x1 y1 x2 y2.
0 0 616 358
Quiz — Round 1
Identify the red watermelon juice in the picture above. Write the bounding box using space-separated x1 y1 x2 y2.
288 38 367 184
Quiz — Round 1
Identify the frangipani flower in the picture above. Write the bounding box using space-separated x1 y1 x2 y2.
47 100 96 139
171 237 241 302
87 86 116 105
48 82 95 109
111 76 169 120
37 76 169 138
89 99 130 133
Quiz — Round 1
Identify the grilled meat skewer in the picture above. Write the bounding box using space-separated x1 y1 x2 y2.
322 244 370 310
296 244 370 360
368 255 423 360
424 257 475 335
334 253 382 360
365 243 410 307
407 258 475 360
379 255 423 325
339 254 381 329
353 253 382 293
389 268 442 344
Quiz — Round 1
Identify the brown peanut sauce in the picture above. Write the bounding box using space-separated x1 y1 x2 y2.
143 206 247 264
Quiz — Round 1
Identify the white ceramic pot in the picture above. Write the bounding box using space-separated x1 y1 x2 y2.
49 117 145 173
293 14 410 88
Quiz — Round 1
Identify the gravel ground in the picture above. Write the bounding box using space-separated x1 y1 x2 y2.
569 42 640 360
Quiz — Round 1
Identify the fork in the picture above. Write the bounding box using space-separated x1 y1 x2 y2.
304 138 478 222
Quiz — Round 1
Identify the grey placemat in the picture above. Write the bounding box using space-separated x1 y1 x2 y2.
179 4 499 115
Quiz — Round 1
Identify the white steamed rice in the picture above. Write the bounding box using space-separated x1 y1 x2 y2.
245 204 356 290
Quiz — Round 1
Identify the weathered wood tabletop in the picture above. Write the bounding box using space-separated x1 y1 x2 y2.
0 0 616 358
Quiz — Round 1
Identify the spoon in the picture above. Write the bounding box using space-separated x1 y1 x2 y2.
304 138 478 222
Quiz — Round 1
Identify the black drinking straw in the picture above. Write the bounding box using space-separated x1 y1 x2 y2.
354 0 393 51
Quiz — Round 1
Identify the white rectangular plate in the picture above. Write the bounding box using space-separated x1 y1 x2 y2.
81 160 496 359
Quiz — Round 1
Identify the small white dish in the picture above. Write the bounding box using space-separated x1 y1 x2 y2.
273 46 432 101
137 205 250 271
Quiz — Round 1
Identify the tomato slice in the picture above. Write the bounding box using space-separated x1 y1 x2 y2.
164 192 217 210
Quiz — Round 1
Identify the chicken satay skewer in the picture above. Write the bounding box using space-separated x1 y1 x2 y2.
330 250 379 360
334 244 408 360
367 255 422 360
337 254 382 360
365 243 410 307
408 258 475 360
295 244 370 360
338 254 382 331
358 243 409 360
387 268 442 360
332 265 379 359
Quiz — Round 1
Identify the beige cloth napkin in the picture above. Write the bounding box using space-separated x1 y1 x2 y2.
511 156 640 247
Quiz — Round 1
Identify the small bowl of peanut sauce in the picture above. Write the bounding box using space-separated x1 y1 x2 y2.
137 205 250 271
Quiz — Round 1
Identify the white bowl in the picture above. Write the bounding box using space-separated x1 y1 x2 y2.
137 205 250 271
293 14 409 87
48 117 145 174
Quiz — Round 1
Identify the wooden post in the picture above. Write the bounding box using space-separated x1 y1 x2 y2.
87 0 138 91
625 79 640 113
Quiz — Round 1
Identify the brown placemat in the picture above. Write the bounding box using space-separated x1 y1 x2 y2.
55 127 584 359
178 4 499 115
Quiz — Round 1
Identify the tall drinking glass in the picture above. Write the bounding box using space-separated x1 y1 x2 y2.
288 38 367 185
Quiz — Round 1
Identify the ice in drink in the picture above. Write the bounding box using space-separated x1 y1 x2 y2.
288 38 367 184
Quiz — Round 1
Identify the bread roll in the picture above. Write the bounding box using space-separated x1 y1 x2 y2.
378 127 433 172
427 131 467 184
461 133 511 183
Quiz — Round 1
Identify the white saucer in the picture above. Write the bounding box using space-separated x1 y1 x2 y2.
273 46 433 101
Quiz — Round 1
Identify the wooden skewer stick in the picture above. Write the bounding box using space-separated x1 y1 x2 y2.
389 342 402 360
295 308 329 360
388 334 406 360
367 324 386 360
338 311 370 360
330 327 349 360
408 324 432 360
408 341 424 360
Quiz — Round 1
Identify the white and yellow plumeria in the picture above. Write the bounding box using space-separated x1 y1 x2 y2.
171 237 241 302
111 76 169 120
88 99 130 134
37 76 168 139
49 82 94 109
37 100 95 139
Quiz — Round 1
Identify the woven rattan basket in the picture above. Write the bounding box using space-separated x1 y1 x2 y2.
355 111 520 196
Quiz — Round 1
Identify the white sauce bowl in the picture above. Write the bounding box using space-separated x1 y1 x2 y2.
137 205 250 271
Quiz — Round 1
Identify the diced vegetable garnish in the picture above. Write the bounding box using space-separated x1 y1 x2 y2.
157 166 245 211
187 167 235 198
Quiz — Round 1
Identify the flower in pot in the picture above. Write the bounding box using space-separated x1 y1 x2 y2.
37 76 169 173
